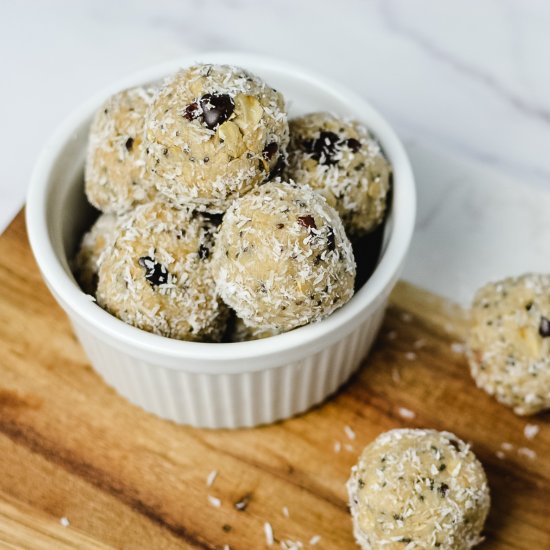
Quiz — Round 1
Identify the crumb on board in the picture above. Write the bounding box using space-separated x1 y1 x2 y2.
234 494 250 511
334 441 341 453
404 351 417 361
398 407 416 419
282 506 290 518
391 367 401 384
451 342 465 354
496 450 506 460
310 535 321 545
501 442 514 452
524 424 540 440
59 517 70 528
206 469 218 487
344 425 356 440
413 338 426 349
518 447 537 460
264 522 274 545
208 495 221 508
280 539 304 549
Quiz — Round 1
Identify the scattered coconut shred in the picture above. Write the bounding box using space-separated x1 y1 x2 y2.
524 424 540 440
398 407 416 420
207 495 221 508
206 469 218 487
344 425 356 440
59 517 70 528
264 522 274 545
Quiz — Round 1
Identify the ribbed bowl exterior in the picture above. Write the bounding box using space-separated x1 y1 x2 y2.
71 305 386 429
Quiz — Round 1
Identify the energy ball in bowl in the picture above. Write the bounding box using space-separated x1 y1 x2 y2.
287 112 391 236
145 64 289 213
347 429 490 550
467 273 550 415
72 213 121 295
85 87 157 214
96 200 227 342
212 180 356 332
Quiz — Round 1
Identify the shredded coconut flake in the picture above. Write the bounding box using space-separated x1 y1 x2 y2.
451 342 465 354
208 495 221 508
344 425 356 440
310 535 321 545
413 339 426 349
518 447 537 460
59 517 70 528
264 522 274 545
206 469 218 487
398 407 416 419
524 424 540 440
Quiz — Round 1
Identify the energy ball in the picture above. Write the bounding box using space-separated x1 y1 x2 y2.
287 112 391 236
145 64 289 213
72 213 121 295
347 429 490 550
96 200 227 342
212 181 356 332
85 87 157 213
467 273 550 415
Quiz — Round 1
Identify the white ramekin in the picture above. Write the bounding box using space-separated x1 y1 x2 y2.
26 53 415 429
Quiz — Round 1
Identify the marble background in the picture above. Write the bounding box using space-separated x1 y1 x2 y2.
1 0 549 303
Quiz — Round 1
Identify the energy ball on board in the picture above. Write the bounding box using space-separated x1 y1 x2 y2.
347 429 490 550
85 87 157 213
467 273 550 415
96 200 227 342
145 64 289 213
287 112 391 236
212 180 356 332
73 213 121 295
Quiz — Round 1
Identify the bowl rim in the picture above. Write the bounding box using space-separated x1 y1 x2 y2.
26 52 416 371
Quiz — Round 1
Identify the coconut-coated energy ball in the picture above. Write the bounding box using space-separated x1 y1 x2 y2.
96 200 227 342
212 181 356 332
72 213 121 295
145 64 289 213
467 273 550 415
347 429 490 550
85 87 157 214
287 112 391 236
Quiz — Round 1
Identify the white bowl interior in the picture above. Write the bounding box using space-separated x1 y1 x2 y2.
28 53 415 372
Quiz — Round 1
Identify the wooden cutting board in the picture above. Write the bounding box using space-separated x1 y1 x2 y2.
0 210 549 550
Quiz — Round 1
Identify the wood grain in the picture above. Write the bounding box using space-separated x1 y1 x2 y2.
0 210 549 549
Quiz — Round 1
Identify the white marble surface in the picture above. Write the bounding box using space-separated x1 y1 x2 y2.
2 0 550 303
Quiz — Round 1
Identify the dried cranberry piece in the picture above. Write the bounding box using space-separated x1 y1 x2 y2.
183 102 200 120
298 215 317 230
